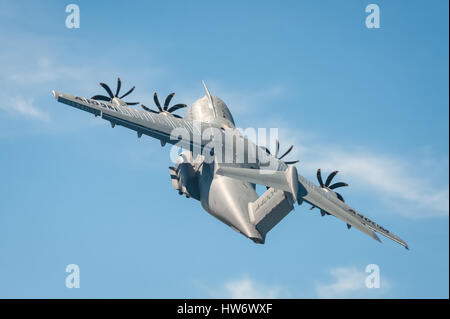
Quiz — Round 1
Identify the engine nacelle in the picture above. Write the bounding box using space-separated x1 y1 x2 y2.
169 151 200 200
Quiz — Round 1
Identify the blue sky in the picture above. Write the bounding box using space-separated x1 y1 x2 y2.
0 0 448 298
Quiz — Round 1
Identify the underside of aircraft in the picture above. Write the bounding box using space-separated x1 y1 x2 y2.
52 78 409 249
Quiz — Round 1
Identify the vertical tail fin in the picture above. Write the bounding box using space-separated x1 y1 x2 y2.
202 80 217 117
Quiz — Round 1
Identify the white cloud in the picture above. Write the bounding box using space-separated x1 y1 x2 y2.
273 126 449 219
0 54 96 95
302 147 448 218
225 277 283 299
315 266 391 298
204 276 289 299
0 96 49 121
0 50 91 123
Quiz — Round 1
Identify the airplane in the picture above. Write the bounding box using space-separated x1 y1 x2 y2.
52 78 408 249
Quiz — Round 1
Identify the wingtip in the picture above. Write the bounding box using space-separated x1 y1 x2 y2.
373 231 382 243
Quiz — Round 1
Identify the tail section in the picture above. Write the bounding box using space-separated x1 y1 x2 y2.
248 187 295 240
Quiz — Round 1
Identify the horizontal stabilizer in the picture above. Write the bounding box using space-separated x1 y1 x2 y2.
248 187 294 237
216 165 298 202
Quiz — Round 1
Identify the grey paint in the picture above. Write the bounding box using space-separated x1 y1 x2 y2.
52 83 408 249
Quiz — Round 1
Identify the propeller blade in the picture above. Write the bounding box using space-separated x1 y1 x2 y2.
317 169 324 187
336 192 345 202
329 182 348 190
284 160 299 165
172 114 183 119
164 93 175 110
141 104 152 112
100 82 114 98
91 95 111 101
167 103 187 113
119 86 135 99
153 93 163 112
325 170 339 187
347 224 352 229
126 102 139 106
115 78 121 97
278 144 294 160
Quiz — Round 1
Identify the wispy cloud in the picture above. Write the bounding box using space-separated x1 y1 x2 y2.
0 96 49 121
301 147 448 218
272 126 449 219
203 276 289 299
0 46 92 123
5 57 91 87
315 266 391 298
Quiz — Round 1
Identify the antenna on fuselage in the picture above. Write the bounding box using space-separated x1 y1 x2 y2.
202 80 217 117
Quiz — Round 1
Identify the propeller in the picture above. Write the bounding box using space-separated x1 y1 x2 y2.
141 92 187 118
91 77 139 105
264 139 299 165
310 169 348 217
316 169 348 202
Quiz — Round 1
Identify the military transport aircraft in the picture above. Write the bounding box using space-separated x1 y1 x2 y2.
53 78 408 249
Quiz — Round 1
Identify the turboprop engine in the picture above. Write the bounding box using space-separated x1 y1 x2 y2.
169 151 200 200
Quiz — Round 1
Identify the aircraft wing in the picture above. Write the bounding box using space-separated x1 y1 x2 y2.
216 165 409 249
52 90 207 151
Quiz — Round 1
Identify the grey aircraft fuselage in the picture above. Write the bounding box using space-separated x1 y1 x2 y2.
53 81 409 249
180 94 285 244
